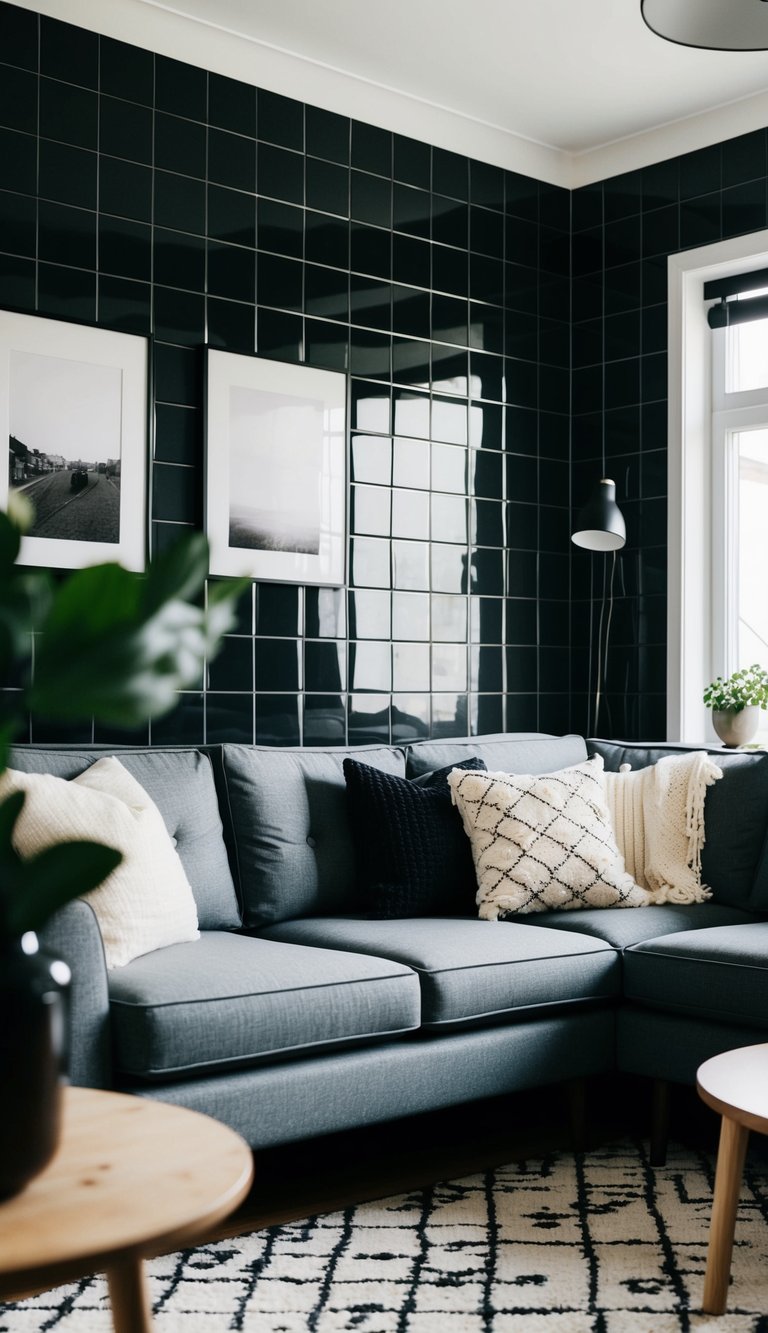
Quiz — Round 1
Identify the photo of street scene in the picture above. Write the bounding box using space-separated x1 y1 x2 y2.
8 349 123 544
228 384 322 555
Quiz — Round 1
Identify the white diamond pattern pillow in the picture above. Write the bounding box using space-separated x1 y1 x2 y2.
1 756 200 968
448 756 650 919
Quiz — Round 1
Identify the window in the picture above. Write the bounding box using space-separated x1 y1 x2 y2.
711 299 768 741
667 231 768 742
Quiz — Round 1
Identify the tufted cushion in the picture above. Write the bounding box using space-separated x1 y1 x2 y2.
219 744 407 927
7 747 240 929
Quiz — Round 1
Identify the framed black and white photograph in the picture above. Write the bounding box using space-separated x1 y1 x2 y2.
205 349 347 585
0 311 148 571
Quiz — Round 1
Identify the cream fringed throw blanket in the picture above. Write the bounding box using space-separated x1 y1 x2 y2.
604 751 723 904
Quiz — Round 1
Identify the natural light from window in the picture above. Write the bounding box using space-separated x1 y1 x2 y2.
669 238 768 745
736 429 768 674
723 313 768 743
727 303 768 393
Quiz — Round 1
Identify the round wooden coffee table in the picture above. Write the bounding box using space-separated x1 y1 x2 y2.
0 1087 253 1332
697 1043 768 1315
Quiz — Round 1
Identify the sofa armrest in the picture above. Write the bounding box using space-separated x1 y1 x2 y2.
38 900 111 1089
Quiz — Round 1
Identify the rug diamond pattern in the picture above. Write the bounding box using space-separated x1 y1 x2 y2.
4 1140 768 1332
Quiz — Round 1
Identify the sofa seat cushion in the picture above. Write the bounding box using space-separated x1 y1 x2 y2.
504 903 760 950
624 923 768 1029
108 931 421 1081
259 918 620 1028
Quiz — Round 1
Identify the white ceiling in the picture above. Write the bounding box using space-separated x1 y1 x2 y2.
143 0 768 155
27 0 768 185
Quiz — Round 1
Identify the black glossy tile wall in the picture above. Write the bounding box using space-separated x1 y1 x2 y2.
571 127 768 741
0 2 571 744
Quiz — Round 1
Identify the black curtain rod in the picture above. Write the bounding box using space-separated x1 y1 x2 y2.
708 292 768 329
704 266 768 301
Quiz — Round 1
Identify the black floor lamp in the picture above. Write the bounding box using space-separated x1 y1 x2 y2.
572 479 626 736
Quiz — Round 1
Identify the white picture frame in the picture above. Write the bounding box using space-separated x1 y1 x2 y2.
205 349 347 585
0 310 148 572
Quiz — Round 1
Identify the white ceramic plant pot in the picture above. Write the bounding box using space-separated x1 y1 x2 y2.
712 705 760 748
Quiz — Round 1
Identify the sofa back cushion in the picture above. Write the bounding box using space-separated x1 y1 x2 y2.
7 746 240 929
219 744 406 927
404 733 588 778
589 739 768 912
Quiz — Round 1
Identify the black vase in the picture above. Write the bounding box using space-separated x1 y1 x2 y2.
0 932 70 1200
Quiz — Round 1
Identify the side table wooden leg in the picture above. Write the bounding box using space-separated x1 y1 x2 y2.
702 1116 749 1315
107 1256 153 1333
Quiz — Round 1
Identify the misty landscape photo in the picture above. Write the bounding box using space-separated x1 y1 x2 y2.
8 349 123 544
228 384 323 555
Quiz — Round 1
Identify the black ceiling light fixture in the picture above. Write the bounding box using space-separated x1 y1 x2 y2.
641 0 768 51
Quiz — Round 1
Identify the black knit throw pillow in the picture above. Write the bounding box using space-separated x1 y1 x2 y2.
343 757 486 918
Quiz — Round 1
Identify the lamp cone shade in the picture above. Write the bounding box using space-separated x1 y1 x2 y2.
641 0 768 51
572 478 626 552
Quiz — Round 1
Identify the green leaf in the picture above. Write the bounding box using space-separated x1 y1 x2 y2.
205 578 250 651
31 595 240 725
0 722 15 775
5 841 122 936
207 578 250 609
0 572 44 666
704 664 768 711
11 534 247 729
141 533 209 615
44 563 140 638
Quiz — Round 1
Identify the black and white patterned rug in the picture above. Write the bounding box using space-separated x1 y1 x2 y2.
3 1139 768 1331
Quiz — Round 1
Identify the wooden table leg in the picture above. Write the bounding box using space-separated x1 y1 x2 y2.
107 1256 153 1333
702 1115 750 1315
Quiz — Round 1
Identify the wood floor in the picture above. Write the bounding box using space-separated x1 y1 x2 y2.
210 1073 724 1242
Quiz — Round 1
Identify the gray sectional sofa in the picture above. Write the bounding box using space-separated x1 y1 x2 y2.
14 731 768 1152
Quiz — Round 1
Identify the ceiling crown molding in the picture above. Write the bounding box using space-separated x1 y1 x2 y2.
15 0 768 190
17 0 570 186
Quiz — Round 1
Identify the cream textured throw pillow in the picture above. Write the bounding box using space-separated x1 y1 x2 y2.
604 751 722 904
1 757 199 968
448 756 650 920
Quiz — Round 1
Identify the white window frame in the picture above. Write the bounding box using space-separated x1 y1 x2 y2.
711 332 768 688
667 229 768 742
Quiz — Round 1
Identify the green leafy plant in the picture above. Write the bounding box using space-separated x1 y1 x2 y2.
703 664 768 713
0 498 245 940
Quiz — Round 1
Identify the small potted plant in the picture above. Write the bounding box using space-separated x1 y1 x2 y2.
703 664 768 747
